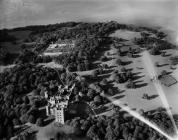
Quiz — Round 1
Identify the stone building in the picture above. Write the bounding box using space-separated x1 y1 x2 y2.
46 84 75 124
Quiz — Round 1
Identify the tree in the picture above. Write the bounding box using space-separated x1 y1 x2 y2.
73 127 83 136
90 101 97 108
156 32 166 39
161 51 166 57
36 118 44 127
75 95 80 102
126 70 133 80
13 118 20 126
54 132 70 140
5 84 14 96
117 48 122 56
91 70 98 79
102 64 108 69
28 115 36 124
16 97 23 104
77 64 83 71
155 62 159 67
121 67 127 73
170 56 178 65
116 58 122 65
105 125 116 140
122 128 129 140
24 96 30 104
127 52 133 58
100 78 107 86
87 89 95 99
6 125 14 139
108 88 114 96
126 80 136 89
119 73 127 83
94 95 102 103
32 89 39 96
20 114 29 124
0 125 4 139
107 52 110 56
87 125 97 139
84 61 90 71
150 47 160 55
98 67 103 75
81 120 91 132
100 56 108 62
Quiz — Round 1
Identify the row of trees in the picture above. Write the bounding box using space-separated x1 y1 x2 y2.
134 33 175 53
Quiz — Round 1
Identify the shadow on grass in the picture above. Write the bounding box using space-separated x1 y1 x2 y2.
132 75 145 81
126 68 134 71
166 71 173 75
113 95 125 100
15 125 31 134
103 57 113 62
135 82 148 88
132 71 142 76
136 67 144 70
38 108 48 119
97 74 111 81
162 53 172 57
158 63 169 67
118 89 125 94
121 60 133 66
149 94 159 100
44 118 55 126
147 107 167 114
134 80 144 84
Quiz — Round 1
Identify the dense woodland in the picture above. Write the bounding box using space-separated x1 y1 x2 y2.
64 110 177 140
0 21 177 139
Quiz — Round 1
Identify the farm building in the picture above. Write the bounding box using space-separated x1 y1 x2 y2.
159 74 177 87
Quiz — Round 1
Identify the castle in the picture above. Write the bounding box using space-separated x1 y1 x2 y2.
45 84 75 124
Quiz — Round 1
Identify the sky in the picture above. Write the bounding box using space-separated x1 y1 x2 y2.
0 0 178 41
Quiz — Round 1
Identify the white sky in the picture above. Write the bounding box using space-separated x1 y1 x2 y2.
0 0 178 39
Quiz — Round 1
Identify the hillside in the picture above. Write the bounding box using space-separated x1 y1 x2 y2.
0 21 178 140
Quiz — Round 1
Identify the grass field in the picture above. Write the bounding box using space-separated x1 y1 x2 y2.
77 29 178 115
108 30 178 114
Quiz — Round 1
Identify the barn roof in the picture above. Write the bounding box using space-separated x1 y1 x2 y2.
159 75 177 87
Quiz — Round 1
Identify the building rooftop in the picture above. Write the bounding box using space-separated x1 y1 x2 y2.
159 74 177 87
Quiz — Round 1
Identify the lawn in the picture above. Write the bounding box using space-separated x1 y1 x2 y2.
107 29 178 114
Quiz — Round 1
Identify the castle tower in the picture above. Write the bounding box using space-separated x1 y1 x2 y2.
46 84 74 124
44 91 48 99
46 105 50 116
55 107 65 124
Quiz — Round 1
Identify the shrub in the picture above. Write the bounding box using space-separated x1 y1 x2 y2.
28 115 36 124
116 58 122 65
36 118 44 127
100 56 108 62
